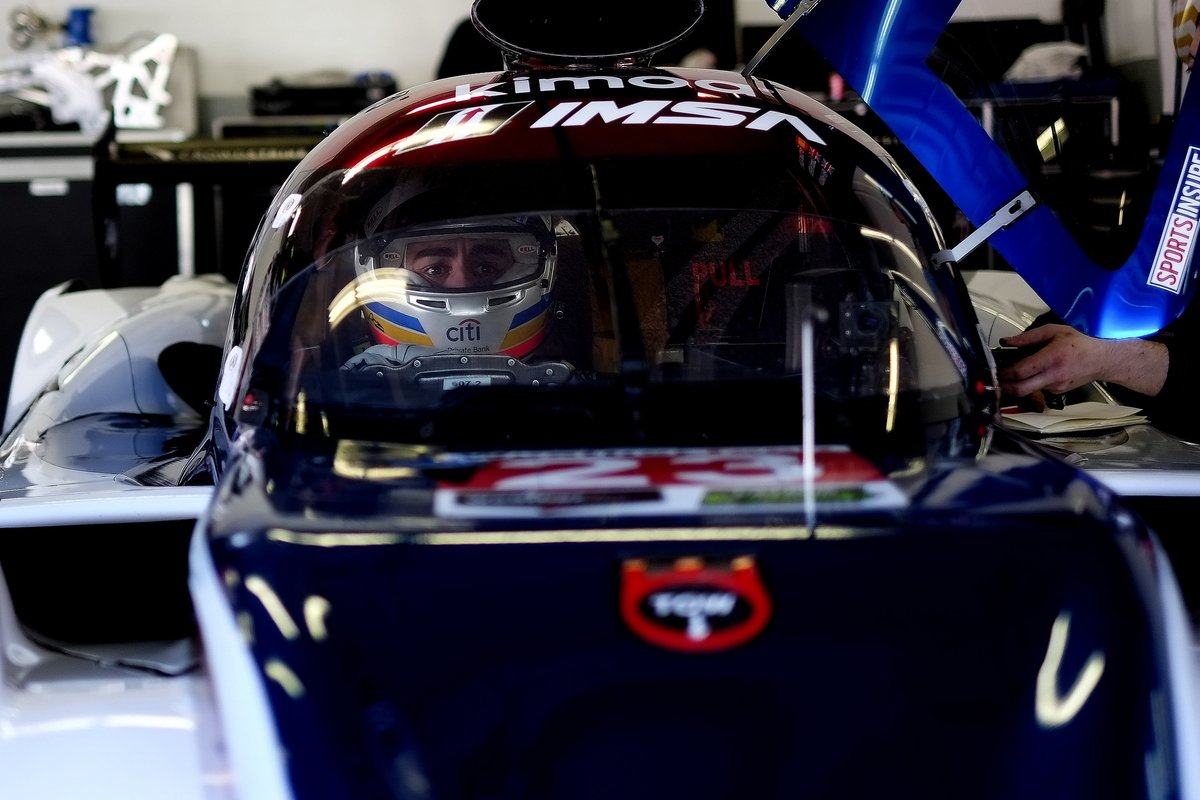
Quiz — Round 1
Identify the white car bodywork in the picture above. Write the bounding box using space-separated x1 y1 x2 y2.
964 268 1050 347
0 592 230 799
4 273 232 436
1 275 234 798
2 273 230 498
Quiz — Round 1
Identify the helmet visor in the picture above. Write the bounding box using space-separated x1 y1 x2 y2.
368 221 549 291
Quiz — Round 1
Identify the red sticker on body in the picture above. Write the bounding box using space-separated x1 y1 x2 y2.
620 555 772 653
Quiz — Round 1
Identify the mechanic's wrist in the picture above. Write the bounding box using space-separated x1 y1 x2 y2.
1101 338 1169 396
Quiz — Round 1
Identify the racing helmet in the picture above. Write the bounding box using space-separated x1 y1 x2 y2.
352 206 558 359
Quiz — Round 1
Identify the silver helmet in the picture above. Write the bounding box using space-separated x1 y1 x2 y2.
350 213 558 359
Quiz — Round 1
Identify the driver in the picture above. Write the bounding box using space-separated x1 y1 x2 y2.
336 214 560 370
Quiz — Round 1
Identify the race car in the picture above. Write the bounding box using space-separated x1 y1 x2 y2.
2 1 1198 798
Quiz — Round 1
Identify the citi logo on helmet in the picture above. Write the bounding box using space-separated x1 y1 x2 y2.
447 318 483 342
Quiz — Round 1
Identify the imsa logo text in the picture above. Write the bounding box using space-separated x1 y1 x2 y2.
530 100 827 145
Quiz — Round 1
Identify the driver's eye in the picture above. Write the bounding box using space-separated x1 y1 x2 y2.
412 261 449 277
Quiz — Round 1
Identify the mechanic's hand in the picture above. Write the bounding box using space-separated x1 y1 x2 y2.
996 324 1109 398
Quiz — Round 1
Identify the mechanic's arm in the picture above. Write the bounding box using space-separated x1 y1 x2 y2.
997 324 1169 398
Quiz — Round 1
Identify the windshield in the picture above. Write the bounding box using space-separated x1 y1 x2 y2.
234 156 977 455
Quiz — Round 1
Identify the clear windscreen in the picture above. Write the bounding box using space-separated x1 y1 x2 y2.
257 205 970 452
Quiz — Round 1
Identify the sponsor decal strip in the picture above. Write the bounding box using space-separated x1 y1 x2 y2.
433 446 906 518
1148 145 1200 294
